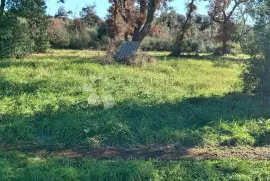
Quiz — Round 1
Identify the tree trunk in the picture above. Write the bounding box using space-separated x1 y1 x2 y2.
171 34 185 57
131 0 158 43
124 32 129 41
222 38 227 55
132 27 149 42
222 25 227 54
170 0 196 57
0 0 6 16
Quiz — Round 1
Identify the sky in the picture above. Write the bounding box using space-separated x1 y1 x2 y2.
46 0 209 19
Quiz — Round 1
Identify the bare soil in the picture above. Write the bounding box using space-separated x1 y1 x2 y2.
1 144 270 160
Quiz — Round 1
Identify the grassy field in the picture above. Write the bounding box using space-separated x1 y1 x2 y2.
0 50 270 180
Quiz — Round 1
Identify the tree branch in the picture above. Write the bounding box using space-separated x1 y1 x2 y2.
0 0 6 16
227 0 247 19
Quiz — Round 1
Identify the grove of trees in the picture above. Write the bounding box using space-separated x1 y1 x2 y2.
0 0 269 95
0 0 262 57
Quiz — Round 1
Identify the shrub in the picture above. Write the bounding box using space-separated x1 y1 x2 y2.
242 57 270 96
28 16 50 53
69 32 90 49
228 42 242 55
182 39 201 54
88 29 110 50
97 22 109 39
141 37 173 51
48 18 70 48
68 19 90 49
0 15 34 58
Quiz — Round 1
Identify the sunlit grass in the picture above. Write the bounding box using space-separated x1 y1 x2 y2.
0 50 269 147
0 152 269 181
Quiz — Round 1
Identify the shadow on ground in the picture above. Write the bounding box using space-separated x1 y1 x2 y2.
0 55 103 68
154 54 250 63
1 92 270 147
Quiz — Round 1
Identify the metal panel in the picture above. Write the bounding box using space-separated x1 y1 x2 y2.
116 41 140 60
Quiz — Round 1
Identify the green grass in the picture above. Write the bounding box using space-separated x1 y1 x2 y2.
0 152 269 181
1 50 270 180
0 50 270 147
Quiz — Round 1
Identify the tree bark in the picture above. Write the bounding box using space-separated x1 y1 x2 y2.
171 33 185 57
131 0 157 43
222 23 228 54
222 36 227 55
170 0 195 57
0 0 6 16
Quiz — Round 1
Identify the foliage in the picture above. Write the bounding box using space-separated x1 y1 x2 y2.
242 0 270 96
48 18 70 48
242 57 266 94
47 17 110 50
68 19 90 49
0 15 34 58
88 29 111 50
208 0 248 54
55 6 72 18
80 4 102 27
171 0 197 56
107 0 163 42
141 37 173 51
7 0 50 53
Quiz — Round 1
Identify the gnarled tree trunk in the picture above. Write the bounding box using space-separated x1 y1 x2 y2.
132 0 158 43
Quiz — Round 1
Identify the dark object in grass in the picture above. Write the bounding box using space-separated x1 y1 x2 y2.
115 41 140 61
100 41 155 66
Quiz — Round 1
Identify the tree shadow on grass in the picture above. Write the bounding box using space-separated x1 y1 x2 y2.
0 55 104 69
1 92 269 148
154 54 250 64
0 76 46 98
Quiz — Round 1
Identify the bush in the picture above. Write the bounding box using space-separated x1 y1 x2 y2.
228 42 242 55
242 57 270 96
141 37 173 51
48 18 70 48
28 17 50 53
68 19 90 49
182 39 201 54
69 32 90 49
88 29 110 50
0 15 34 58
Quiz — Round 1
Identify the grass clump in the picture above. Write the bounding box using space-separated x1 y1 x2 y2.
125 51 156 67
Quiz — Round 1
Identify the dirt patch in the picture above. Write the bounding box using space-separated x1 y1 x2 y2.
1 144 269 160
